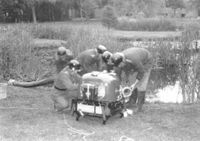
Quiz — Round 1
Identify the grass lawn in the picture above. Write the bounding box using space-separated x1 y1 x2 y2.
0 86 200 141
111 30 182 40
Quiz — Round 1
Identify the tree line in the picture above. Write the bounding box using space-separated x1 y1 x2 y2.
0 0 200 23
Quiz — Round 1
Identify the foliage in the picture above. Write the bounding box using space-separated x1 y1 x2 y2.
166 0 185 9
101 5 118 29
0 0 197 23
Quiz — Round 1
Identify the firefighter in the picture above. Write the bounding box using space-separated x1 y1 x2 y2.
110 47 153 112
52 59 82 113
76 45 107 74
100 51 113 72
7 46 74 87
55 46 74 73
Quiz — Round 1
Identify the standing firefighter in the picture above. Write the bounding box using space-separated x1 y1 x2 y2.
110 47 153 112
76 45 107 74
52 59 82 112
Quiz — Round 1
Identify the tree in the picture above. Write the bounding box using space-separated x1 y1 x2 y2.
0 0 25 22
166 0 185 16
23 0 58 23
101 5 117 29
74 0 97 20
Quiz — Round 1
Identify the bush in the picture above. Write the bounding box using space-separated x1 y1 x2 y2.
116 18 177 31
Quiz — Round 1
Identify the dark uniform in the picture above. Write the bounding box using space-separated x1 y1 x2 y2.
100 51 113 72
111 47 153 112
76 45 107 75
55 46 74 73
52 60 82 112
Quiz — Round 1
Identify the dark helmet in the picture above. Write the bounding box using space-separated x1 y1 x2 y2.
68 59 81 71
111 53 124 67
57 46 73 58
102 51 112 63
96 45 107 54
57 46 67 55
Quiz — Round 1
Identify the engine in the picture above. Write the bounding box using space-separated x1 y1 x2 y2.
80 71 121 102
72 71 130 124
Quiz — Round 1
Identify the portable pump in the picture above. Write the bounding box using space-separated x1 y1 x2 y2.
72 71 134 124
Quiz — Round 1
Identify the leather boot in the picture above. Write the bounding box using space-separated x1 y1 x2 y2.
137 91 146 112
127 88 138 108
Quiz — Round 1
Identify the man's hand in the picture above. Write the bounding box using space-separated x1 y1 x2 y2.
131 79 139 90
71 83 79 90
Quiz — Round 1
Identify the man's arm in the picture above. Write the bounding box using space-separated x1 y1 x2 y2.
58 71 79 90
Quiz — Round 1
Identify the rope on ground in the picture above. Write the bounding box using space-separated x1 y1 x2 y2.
63 114 95 141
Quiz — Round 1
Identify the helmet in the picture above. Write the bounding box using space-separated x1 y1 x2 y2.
102 51 112 63
96 45 107 54
57 46 73 57
57 46 67 55
111 52 124 67
68 59 81 71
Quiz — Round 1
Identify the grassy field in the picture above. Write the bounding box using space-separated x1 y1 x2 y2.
0 20 200 141
0 86 200 141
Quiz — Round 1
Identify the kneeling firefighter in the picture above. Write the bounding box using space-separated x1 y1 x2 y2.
52 59 82 112
110 47 153 112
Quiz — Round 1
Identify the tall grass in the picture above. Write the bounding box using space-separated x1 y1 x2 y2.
0 21 200 102
0 25 47 81
0 22 125 81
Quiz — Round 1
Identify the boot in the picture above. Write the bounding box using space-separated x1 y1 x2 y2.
137 91 146 112
127 88 138 108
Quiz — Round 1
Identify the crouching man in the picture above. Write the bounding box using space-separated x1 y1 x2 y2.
52 59 82 113
110 48 153 112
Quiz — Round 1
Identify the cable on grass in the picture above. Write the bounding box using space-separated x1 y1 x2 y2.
119 135 135 141
63 114 95 141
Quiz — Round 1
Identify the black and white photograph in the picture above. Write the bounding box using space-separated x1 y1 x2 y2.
0 0 200 141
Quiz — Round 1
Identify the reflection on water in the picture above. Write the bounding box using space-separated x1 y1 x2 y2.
129 40 199 103
146 81 198 103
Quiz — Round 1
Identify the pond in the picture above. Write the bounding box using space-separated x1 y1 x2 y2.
128 40 199 103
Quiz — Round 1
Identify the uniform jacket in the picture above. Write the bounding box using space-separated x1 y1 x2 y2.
54 67 82 91
118 48 153 81
76 49 101 74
